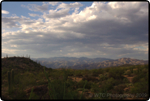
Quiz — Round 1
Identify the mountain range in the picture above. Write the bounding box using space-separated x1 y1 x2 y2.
31 57 148 69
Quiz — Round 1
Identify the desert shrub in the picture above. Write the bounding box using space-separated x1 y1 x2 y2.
21 72 37 86
82 73 91 78
142 68 148 74
29 91 40 99
10 89 27 99
90 69 101 77
91 73 99 77
76 80 92 89
2 68 8 77
67 71 74 76
97 68 104 74
48 79 79 99
132 74 148 83
133 69 138 75
99 74 108 82
132 76 139 84
124 70 132 76
81 69 89 75
82 76 98 82
130 80 148 95
122 77 130 83
47 67 53 71
109 84 127 94
132 70 148 84
61 69 71 81
90 83 100 93
103 67 111 72
99 77 115 93
129 67 134 73
49 71 64 80
74 71 83 77
136 65 144 74
76 73 83 77
77 88 83 91
109 68 124 79
65 79 76 89
113 79 125 86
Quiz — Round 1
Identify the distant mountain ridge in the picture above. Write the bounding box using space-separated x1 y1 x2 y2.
31 57 148 69
68 58 148 69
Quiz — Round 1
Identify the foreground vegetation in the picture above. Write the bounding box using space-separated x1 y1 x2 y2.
1 56 149 100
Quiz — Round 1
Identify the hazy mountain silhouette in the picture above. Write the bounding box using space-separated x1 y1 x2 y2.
31 57 148 69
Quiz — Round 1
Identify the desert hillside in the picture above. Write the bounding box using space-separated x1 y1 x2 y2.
1 56 148 100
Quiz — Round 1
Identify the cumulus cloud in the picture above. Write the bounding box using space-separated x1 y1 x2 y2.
2 15 37 28
2 10 9 14
49 2 59 6
28 13 39 17
21 3 49 12
56 2 83 9
43 8 70 19
2 2 148 60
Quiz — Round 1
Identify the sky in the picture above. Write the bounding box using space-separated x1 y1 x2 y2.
2 1 149 60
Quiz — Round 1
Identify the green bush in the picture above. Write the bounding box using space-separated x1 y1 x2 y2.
103 67 111 72
110 84 127 94
130 67 134 73
90 83 100 93
82 76 98 82
109 68 124 79
11 89 27 99
29 89 40 99
122 77 130 83
99 74 108 81
142 68 148 74
132 71 148 84
124 70 132 76
90 69 101 77
74 71 83 77
99 77 115 93
130 81 148 94
132 76 139 83
77 88 83 91
65 79 76 90
133 69 138 75
76 80 92 89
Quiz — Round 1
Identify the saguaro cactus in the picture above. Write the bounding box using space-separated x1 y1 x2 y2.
8 69 14 93
8 71 11 92
11 69 14 86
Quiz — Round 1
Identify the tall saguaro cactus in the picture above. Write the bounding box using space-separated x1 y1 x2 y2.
8 69 14 93
8 71 11 92
11 69 14 86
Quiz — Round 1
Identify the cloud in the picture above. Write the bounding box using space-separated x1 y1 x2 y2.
2 15 37 28
49 2 59 6
2 2 148 60
56 2 83 9
21 3 49 12
43 8 70 19
28 13 39 17
2 10 9 14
